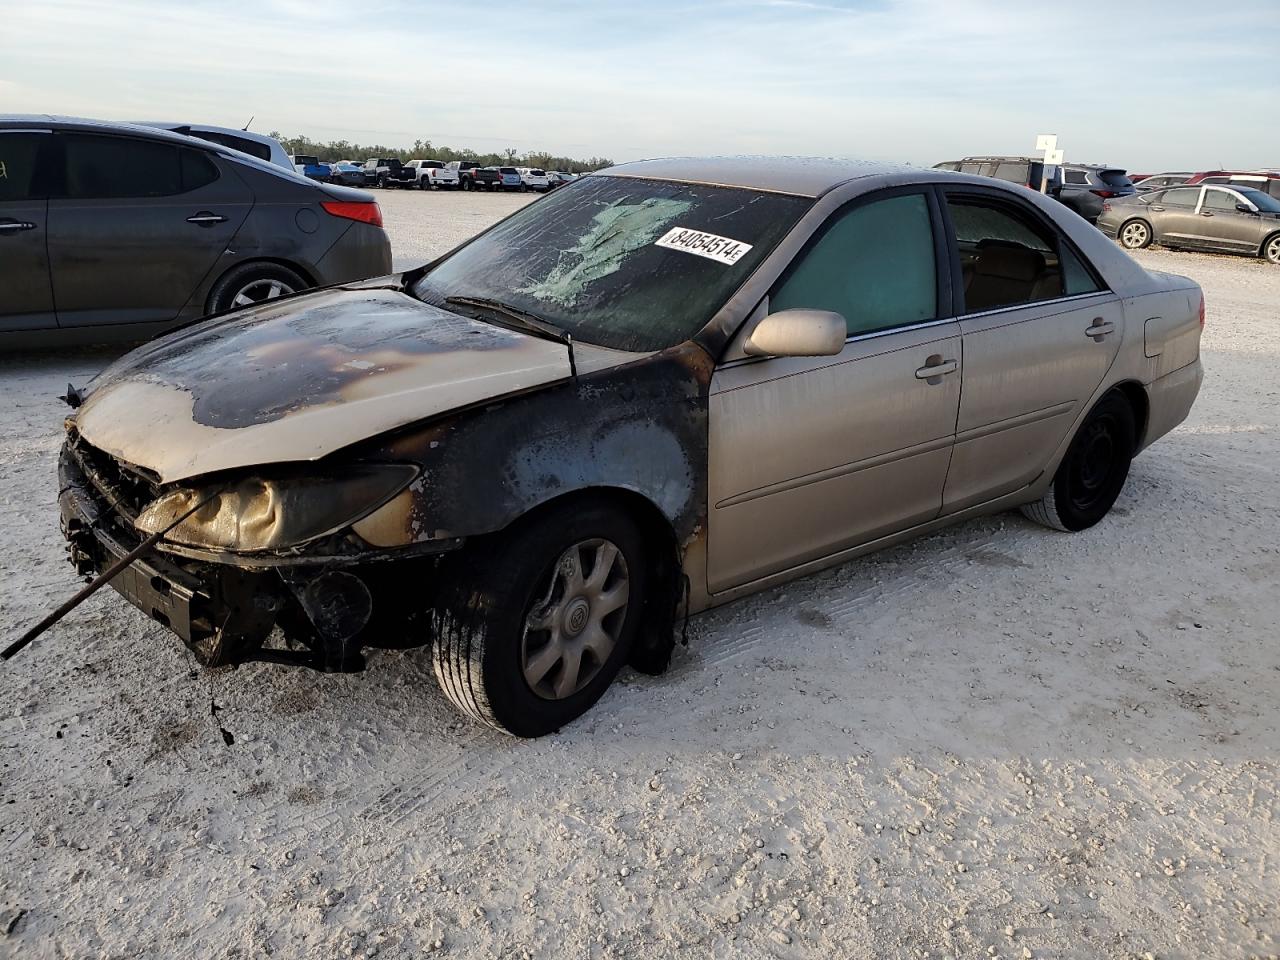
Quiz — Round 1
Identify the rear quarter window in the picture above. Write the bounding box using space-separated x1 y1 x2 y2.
991 162 1028 183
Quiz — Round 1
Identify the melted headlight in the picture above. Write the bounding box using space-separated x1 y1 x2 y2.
135 464 418 552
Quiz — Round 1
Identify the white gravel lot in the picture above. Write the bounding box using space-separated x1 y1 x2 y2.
1 189 1277 960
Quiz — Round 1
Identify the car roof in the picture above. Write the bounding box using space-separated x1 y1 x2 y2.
0 114 227 152
603 156 917 198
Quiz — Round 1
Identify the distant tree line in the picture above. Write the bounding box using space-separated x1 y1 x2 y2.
269 132 613 173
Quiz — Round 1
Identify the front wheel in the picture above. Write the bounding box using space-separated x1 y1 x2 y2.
1119 219 1152 250
1263 233 1280 265
431 500 646 737
1021 391 1136 532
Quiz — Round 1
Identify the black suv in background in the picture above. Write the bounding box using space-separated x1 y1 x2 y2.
1057 165 1135 223
934 156 1063 194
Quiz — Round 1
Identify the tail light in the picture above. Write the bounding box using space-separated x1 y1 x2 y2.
321 200 383 228
1198 292 1205 330
1090 189 1117 199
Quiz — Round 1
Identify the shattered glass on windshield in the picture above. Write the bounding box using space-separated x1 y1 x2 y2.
518 197 692 307
412 176 810 352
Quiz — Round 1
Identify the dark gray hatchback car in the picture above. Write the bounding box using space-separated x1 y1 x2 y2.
0 116 392 343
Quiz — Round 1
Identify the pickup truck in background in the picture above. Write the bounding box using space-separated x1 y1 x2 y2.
362 158 404 187
291 155 331 181
393 159 461 190
447 161 502 191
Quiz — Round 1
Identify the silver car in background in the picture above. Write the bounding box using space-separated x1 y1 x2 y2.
1098 183 1280 264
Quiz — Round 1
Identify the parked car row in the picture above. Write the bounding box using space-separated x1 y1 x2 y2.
367 159 577 192
934 156 1135 223
937 155 1280 265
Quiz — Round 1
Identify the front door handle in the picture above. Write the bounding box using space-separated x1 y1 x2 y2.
1086 319 1116 342
915 355 958 383
186 212 228 226
0 219 37 233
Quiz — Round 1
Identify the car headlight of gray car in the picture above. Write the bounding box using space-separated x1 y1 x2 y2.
135 464 419 552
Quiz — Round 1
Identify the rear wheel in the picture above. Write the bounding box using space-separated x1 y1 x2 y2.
431 500 646 737
1119 219 1152 250
207 262 308 314
461 178 472 191
1021 391 1136 532
1264 233 1280 265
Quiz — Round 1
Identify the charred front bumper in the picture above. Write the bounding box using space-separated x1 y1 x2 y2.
56 437 438 671
58 441 290 666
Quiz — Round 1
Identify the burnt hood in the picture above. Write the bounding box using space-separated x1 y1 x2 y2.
74 287 645 483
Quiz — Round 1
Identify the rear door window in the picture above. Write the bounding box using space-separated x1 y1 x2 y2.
1202 189 1241 212
1161 187 1202 208
0 132 49 201
771 192 939 338
61 134 206 198
1063 169 1089 185
945 195 1100 312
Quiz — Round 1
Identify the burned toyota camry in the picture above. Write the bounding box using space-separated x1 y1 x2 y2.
58 157 1204 736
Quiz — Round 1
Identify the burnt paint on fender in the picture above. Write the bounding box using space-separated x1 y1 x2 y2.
357 341 715 549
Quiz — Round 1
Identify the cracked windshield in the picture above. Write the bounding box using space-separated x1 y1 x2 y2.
412 175 811 352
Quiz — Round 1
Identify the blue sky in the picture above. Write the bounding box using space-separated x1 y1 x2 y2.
3 0 1277 169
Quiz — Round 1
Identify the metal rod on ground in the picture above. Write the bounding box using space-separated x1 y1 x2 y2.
2 489 221 662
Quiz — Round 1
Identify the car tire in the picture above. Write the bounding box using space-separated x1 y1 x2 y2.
418 177 429 191
207 262 308 314
1263 233 1280 265
1020 391 1136 532
376 175 387 188
461 178 472 191
430 499 647 737
1118 219 1153 250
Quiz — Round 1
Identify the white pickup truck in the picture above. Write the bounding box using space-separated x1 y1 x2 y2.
392 159 461 190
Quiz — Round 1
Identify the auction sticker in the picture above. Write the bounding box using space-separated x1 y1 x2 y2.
654 227 753 265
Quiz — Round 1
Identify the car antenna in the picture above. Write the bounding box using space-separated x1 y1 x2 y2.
2 486 223 662
242 115 254 132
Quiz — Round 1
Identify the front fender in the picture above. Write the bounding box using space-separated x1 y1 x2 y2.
348 342 715 551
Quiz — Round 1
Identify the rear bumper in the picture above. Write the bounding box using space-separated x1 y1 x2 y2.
316 221 393 283
1140 357 1203 452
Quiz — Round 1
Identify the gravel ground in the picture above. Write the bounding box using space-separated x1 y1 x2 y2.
1 190 1278 960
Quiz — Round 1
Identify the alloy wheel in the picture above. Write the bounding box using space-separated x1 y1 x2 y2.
1121 221 1149 249
231 278 296 308
1266 236 1280 265
521 538 630 700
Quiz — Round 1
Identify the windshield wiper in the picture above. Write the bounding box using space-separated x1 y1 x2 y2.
446 296 578 379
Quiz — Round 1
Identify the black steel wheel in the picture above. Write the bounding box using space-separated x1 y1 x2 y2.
1021 391 1137 532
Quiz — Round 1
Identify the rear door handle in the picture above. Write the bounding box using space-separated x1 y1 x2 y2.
915 356 958 382
186 212 228 226
1086 319 1116 341
0 219 37 233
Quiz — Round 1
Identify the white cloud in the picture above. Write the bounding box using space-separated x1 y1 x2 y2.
3 0 1276 169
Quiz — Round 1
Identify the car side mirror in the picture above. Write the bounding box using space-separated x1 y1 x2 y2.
1236 202 1258 214
743 309 847 358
